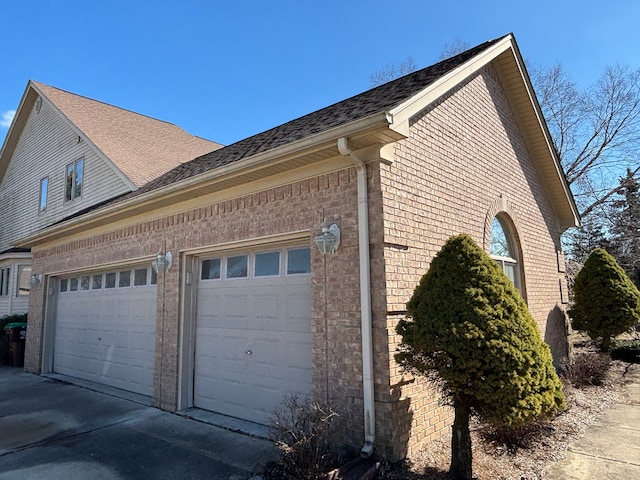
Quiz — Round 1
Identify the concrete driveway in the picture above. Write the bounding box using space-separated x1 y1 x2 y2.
0 368 278 479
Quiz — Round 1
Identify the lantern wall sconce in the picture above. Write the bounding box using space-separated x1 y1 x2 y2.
152 251 173 274
29 273 42 287
314 222 341 254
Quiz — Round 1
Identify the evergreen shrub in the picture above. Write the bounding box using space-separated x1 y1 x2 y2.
569 248 640 352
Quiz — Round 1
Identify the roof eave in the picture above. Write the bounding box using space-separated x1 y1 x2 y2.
388 34 580 231
16 111 395 248
0 82 38 181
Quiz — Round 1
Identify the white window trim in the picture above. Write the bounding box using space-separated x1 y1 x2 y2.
39 176 49 213
64 158 84 202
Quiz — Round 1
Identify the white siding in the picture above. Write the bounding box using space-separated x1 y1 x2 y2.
0 259 30 316
0 99 131 251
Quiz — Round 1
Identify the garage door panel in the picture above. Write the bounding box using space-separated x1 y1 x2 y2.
54 270 157 397
194 250 312 424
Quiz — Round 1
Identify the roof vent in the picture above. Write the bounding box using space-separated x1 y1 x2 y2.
35 97 42 114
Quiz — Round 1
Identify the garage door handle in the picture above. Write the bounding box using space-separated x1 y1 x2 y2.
245 350 252 356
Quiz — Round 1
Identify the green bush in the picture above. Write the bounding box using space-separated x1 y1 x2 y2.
569 248 640 352
395 235 564 479
611 339 640 363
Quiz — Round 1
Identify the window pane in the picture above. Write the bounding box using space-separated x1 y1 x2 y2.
201 258 221 280
255 251 280 277
60 278 68 293
119 270 131 287
70 278 78 291
91 274 102 289
150 268 158 285
65 163 74 201
39 177 48 212
105 272 116 289
134 268 148 286
504 262 517 284
0 268 7 296
490 218 513 258
287 248 311 274
17 265 31 296
226 255 248 278
80 276 90 290
74 159 84 198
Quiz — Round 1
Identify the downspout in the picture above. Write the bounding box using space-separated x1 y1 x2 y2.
337 137 375 458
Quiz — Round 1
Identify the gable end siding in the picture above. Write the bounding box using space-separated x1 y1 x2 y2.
381 64 567 457
0 99 131 250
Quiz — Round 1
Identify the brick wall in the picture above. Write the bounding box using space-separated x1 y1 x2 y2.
23 63 570 463
379 65 569 458
24 169 379 452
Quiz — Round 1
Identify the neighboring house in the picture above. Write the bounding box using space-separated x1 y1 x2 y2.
0 81 221 317
19 34 578 460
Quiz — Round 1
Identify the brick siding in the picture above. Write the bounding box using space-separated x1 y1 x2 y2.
24 63 569 462
378 65 569 458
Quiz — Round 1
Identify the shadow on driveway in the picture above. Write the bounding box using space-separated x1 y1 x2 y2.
0 368 278 479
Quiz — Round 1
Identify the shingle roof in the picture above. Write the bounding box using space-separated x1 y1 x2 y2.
31 82 223 188
129 36 504 197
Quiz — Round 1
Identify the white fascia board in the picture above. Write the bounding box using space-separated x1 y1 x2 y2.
508 42 580 228
16 112 391 247
0 251 32 262
388 35 515 135
0 83 35 182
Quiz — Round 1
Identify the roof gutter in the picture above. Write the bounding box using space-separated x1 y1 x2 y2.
16 112 392 248
337 137 376 458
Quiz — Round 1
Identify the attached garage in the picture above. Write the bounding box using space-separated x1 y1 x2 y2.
53 266 157 397
193 246 313 424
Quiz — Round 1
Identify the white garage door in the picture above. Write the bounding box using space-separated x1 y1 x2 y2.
54 266 157 397
194 247 312 424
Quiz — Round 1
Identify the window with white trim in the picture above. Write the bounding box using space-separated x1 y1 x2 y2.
39 177 49 212
65 158 84 202
17 265 31 296
0 267 10 296
255 251 280 277
490 216 521 290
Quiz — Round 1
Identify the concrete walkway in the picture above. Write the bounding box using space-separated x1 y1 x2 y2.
546 363 640 479
0 368 278 479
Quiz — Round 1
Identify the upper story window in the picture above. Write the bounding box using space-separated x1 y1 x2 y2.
65 158 84 202
490 216 521 291
0 267 10 296
39 177 49 212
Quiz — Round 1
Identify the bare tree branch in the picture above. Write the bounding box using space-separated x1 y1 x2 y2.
370 57 417 87
531 63 640 218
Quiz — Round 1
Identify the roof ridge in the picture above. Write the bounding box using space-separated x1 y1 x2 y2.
30 80 185 130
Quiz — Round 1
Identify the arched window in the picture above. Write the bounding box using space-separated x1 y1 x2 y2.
490 216 520 290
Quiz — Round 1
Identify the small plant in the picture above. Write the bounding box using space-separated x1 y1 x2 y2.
479 419 555 454
559 351 611 387
266 393 342 480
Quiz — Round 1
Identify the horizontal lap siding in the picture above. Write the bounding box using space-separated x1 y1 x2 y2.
382 65 567 458
0 100 130 251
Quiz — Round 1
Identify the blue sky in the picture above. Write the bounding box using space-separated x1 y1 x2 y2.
1 1 639 147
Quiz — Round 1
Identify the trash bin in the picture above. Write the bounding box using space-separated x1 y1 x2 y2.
4 322 26 367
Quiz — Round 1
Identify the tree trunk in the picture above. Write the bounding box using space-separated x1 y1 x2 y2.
450 396 473 480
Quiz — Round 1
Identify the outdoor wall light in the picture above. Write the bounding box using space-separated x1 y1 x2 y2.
314 222 341 254
152 251 173 274
29 273 42 287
